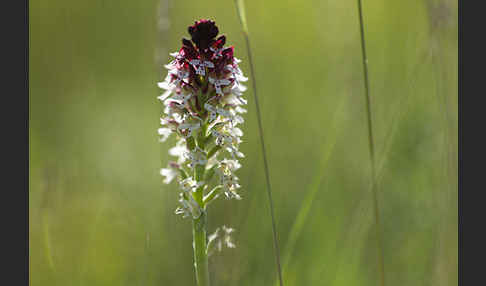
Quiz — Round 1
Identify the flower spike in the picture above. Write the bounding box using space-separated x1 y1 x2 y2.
157 19 247 286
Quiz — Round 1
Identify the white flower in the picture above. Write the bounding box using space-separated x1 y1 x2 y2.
231 82 247 95
226 64 248 83
235 106 247 114
175 192 202 219
178 121 201 138
230 83 248 105
228 126 243 137
158 89 173 102
215 161 242 200
172 93 193 105
170 69 190 85
185 147 207 167
207 225 236 256
169 139 187 164
179 177 195 191
160 117 180 131
217 107 232 119
204 103 233 123
190 59 214 75
221 173 241 200
211 130 234 146
164 60 176 69
158 127 172 142
157 74 176 102
208 77 231 95
175 177 204 218
164 101 186 119
223 92 247 106
204 103 218 122
160 166 177 184
157 74 173 90
227 146 245 159
233 114 245 126
222 225 236 248
220 159 241 171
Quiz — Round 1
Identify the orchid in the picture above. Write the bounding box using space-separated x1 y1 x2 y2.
157 19 247 286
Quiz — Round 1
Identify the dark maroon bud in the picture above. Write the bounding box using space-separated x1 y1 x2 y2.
188 19 219 51
182 38 194 48
212 35 226 49
180 45 197 61
222 47 234 60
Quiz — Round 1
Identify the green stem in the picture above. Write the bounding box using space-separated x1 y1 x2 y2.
192 208 209 286
192 125 210 286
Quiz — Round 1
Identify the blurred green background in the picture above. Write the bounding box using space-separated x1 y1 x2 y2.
29 0 457 285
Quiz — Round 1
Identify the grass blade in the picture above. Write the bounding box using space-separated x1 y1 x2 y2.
355 1 385 286
233 1 284 286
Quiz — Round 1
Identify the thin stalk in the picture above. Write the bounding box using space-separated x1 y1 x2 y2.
192 128 210 286
355 1 385 286
233 1 284 286
192 210 209 286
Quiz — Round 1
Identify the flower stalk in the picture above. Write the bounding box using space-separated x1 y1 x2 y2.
193 210 209 286
157 19 247 286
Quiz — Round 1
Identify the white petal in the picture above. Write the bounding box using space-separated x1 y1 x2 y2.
219 79 231 85
231 127 243 137
236 73 248 82
235 106 247 114
234 115 244 125
157 89 172 101
158 81 172 90
237 84 247 92
158 128 172 142
169 145 187 157
238 97 248 105
160 168 177 184
204 61 214 68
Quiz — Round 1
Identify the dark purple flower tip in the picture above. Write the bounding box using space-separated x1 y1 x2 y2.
188 19 219 51
222 46 234 59
212 35 226 50
182 38 194 48
180 38 198 60
213 46 234 73
221 46 234 65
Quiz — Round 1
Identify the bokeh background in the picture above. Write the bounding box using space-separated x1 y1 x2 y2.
29 0 458 285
